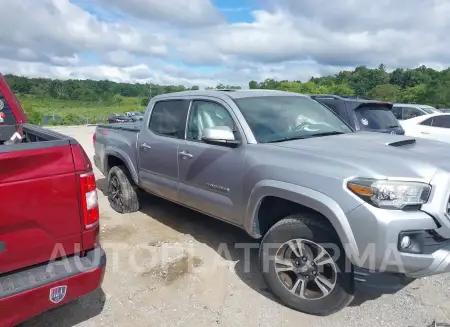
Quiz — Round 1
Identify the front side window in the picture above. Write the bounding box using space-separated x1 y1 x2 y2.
186 100 237 141
148 100 188 138
234 96 352 143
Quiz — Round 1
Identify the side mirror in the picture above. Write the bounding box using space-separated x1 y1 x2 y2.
201 126 240 147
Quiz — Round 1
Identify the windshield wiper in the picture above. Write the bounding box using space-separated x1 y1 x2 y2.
266 136 308 143
266 131 344 143
308 131 345 138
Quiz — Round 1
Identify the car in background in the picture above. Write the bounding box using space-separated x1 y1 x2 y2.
439 108 450 113
125 111 144 122
108 113 132 123
400 112 450 144
392 103 440 121
310 94 404 134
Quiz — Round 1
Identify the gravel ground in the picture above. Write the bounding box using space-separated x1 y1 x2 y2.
21 126 450 327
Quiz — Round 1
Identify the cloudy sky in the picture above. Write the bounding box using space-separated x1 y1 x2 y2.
1 0 450 88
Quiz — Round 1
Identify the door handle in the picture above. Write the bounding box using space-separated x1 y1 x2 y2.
421 131 430 134
179 151 193 159
140 143 152 150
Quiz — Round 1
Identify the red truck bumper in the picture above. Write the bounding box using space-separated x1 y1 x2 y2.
0 248 106 327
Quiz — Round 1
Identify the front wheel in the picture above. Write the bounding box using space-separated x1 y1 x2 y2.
258 214 354 316
107 165 139 213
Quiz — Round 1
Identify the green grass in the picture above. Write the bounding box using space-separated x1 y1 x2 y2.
18 95 146 123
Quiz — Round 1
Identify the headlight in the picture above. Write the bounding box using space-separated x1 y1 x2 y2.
347 178 431 209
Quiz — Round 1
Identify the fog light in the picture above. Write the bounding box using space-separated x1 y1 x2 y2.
400 236 411 249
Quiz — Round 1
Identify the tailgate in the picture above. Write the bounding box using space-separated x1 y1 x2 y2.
0 141 83 274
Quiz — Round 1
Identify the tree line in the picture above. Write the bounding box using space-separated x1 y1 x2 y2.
249 64 450 108
4 64 450 109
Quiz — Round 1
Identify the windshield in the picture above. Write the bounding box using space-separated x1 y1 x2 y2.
422 107 438 114
234 96 352 143
354 106 399 130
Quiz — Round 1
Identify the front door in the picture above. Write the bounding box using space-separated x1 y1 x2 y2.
178 98 245 224
137 99 189 201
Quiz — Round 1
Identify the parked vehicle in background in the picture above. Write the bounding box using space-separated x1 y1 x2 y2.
0 73 106 326
125 111 144 122
439 108 450 113
108 113 132 123
310 94 404 134
94 89 450 316
392 103 440 121
401 113 450 144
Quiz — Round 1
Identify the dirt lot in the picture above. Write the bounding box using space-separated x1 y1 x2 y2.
21 126 450 327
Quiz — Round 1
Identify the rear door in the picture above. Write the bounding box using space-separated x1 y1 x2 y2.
353 103 404 134
137 99 189 201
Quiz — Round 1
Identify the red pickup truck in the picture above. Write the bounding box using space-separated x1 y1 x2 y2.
0 74 106 326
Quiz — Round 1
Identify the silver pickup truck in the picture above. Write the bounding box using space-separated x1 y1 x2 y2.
94 90 450 316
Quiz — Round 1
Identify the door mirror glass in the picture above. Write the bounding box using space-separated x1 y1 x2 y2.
202 126 239 147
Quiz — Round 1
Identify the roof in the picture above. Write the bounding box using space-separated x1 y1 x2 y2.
309 94 390 104
393 103 435 108
152 89 308 101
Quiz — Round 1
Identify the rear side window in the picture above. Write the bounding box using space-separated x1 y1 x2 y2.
420 117 433 126
148 100 188 138
0 90 17 125
403 107 424 119
432 116 450 128
355 106 399 130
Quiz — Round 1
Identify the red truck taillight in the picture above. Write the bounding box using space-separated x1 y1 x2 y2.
79 171 99 229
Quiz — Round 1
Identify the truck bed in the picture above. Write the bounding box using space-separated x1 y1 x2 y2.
0 123 88 274
97 121 142 131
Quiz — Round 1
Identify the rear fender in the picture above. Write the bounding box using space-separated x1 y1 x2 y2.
245 180 359 259
105 147 138 184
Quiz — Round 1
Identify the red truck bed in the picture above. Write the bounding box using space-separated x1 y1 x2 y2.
0 74 106 326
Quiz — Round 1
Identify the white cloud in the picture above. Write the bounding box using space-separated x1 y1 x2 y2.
0 0 449 88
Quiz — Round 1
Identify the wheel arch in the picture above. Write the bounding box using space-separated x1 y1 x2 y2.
245 180 359 259
105 147 138 184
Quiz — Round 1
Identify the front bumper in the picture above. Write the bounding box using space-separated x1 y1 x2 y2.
344 169 450 278
346 203 450 278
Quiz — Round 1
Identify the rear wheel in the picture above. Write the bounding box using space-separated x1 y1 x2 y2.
107 165 139 213
259 214 354 316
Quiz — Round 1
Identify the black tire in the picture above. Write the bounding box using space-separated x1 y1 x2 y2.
107 165 139 213
258 213 354 316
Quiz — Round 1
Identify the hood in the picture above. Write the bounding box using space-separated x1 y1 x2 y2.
267 132 450 182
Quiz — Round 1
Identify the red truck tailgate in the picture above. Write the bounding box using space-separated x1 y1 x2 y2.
0 143 83 274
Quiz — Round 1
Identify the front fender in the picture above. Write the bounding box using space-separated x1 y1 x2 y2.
245 180 359 259
105 147 139 184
